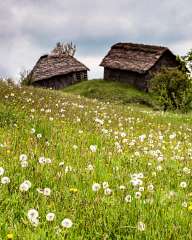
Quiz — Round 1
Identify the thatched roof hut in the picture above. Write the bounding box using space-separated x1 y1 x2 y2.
100 42 180 90
30 44 89 89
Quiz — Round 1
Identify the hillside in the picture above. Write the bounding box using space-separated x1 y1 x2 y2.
63 80 154 107
0 81 192 239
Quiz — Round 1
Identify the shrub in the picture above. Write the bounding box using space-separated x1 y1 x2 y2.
19 69 32 86
149 68 192 112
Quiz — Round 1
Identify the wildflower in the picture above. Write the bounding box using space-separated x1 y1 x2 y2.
92 183 101 192
130 178 143 187
45 158 52 164
65 166 72 173
59 162 64 167
19 180 31 192
137 221 146 231
188 205 192 211
135 192 142 199
21 161 28 168
0 167 5 176
7 233 13 240
104 188 112 196
43 188 51 196
147 184 154 192
28 209 39 220
46 213 55 222
19 154 28 161
90 145 97 152
73 145 78 150
31 128 36 134
183 167 191 175
102 182 109 189
69 188 78 193
30 217 39 227
119 185 126 190
182 202 188 208
169 133 176 140
139 134 146 142
37 133 42 139
38 157 46 164
87 164 94 171
125 194 132 203
1 176 10 184
61 218 73 228
180 181 187 188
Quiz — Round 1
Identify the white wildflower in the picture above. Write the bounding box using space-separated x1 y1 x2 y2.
125 194 132 203
180 181 187 188
183 167 191 175
21 161 28 168
119 185 126 190
104 188 112 196
43 188 51 196
182 202 188 208
87 164 94 171
102 182 109 189
19 154 28 161
37 133 42 139
46 212 55 221
147 184 154 192
90 145 97 152
137 221 146 231
92 183 101 192
31 128 36 134
27 209 39 220
135 191 142 199
1 176 10 184
19 180 31 192
38 156 46 164
61 218 73 228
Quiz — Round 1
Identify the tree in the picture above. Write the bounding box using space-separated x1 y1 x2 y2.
150 68 192 112
51 42 76 56
19 69 33 86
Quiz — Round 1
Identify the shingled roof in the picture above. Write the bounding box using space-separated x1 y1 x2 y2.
31 53 89 83
100 43 176 74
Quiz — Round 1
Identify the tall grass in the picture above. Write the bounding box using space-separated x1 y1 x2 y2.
0 82 191 239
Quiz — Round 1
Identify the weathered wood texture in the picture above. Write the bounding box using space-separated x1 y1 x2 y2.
32 71 87 89
101 43 180 91
30 46 89 89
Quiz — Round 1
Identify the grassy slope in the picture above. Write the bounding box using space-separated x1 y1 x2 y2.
63 80 154 107
0 81 192 239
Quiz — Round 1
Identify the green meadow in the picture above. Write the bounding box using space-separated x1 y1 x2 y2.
0 80 192 239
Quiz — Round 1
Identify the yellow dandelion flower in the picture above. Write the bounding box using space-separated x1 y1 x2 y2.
188 205 192 211
7 150 10 154
7 233 13 240
69 188 78 193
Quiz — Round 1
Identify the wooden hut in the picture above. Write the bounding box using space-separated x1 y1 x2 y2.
30 45 89 89
100 43 180 91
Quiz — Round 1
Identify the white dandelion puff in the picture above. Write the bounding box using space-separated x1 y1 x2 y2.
92 183 101 192
61 218 73 228
1 176 10 184
46 213 55 222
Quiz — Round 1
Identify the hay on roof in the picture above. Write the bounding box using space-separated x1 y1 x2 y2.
31 54 89 83
100 42 175 73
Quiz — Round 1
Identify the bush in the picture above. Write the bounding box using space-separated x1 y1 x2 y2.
149 68 192 112
19 69 32 86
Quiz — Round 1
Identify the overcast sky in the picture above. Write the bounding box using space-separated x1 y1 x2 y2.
0 0 192 80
